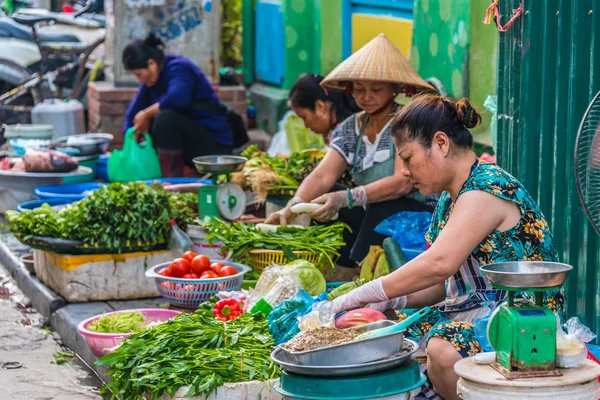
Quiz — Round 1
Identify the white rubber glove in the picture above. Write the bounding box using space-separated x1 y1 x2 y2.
365 296 408 312
264 196 304 226
310 186 368 222
331 277 390 315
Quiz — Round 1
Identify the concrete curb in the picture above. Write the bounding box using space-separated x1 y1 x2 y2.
0 240 66 319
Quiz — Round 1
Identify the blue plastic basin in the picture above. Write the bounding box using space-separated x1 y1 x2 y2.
34 182 106 201
17 198 75 212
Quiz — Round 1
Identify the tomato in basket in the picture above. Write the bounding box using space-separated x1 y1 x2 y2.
200 270 219 279
158 267 172 277
191 255 211 275
183 251 198 264
218 266 237 277
183 273 200 279
160 281 176 291
210 262 224 274
170 258 191 277
174 284 196 300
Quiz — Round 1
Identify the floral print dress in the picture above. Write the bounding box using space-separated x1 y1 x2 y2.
404 162 565 399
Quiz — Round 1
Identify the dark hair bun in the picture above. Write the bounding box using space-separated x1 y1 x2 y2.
456 98 481 129
144 33 165 50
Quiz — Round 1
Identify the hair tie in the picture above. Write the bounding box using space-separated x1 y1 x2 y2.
322 87 329 97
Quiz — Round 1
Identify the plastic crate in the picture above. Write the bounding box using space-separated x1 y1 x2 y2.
249 249 324 272
146 261 251 308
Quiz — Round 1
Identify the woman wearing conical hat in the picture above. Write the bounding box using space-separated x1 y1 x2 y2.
266 34 437 266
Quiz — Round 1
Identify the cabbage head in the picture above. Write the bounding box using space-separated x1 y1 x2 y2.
288 260 326 296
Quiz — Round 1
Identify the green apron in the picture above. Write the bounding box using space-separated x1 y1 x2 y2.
350 115 426 203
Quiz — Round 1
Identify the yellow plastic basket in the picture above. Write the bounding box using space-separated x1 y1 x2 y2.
249 249 323 272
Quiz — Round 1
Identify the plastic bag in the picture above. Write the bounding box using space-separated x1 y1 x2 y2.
245 265 286 311
108 128 162 182
245 265 303 311
268 289 327 345
557 317 597 368
484 95 498 154
473 313 494 352
374 211 432 250
169 219 192 257
298 300 335 332
283 111 325 154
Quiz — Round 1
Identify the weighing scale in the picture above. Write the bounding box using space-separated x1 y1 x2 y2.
481 261 573 379
192 155 247 221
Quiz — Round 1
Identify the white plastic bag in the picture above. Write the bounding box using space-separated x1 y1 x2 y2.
556 317 597 368
484 95 498 154
266 111 294 156
297 301 335 332
244 264 303 311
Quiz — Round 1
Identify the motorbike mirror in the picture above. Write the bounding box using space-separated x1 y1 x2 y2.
73 0 93 18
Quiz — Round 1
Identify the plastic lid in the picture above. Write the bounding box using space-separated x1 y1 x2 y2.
250 299 273 317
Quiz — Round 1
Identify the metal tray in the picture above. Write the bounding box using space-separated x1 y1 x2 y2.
272 339 417 377
52 133 113 156
278 320 404 366
480 261 572 288
192 155 247 174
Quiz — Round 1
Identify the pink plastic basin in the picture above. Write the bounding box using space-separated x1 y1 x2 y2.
77 308 181 358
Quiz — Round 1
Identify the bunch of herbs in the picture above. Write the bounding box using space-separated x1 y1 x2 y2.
203 217 348 269
96 308 279 400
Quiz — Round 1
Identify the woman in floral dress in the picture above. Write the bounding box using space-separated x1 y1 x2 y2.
330 94 565 400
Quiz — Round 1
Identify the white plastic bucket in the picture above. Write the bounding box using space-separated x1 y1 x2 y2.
187 225 225 260
457 378 600 399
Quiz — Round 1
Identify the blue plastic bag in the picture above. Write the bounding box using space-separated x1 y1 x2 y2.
374 211 432 251
473 313 494 352
267 289 327 345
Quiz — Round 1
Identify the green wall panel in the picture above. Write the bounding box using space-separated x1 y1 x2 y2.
320 0 343 75
411 0 471 98
496 0 600 340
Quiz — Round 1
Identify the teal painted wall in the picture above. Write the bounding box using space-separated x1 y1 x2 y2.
496 0 600 339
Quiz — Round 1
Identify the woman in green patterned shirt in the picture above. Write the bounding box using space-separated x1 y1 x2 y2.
330 94 565 400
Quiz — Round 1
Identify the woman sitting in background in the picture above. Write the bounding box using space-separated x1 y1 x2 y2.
122 33 233 177
288 74 360 144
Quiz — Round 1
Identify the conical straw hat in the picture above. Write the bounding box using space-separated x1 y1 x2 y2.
322 34 433 93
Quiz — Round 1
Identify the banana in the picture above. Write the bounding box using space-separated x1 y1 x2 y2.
373 253 391 279
359 246 383 281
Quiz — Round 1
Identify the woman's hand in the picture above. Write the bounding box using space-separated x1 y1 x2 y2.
310 186 368 222
310 191 348 222
331 278 390 315
133 110 151 141
264 196 304 226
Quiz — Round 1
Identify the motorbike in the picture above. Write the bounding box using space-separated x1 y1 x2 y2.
0 0 104 123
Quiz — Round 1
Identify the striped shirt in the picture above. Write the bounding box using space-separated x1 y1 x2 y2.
330 113 393 174
330 112 439 209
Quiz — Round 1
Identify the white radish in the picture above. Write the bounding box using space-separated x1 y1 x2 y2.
256 223 279 233
291 203 321 214
291 203 338 221
256 223 306 233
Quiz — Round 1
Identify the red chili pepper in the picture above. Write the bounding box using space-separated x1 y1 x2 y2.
212 298 243 322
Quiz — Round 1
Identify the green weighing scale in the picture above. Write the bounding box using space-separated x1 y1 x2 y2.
481 261 573 379
192 155 247 221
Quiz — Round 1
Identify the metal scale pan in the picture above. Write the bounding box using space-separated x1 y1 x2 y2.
480 261 572 288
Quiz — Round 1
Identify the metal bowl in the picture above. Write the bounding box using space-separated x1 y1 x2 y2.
192 155 247 174
271 339 418 377
53 133 114 156
480 261 572 288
